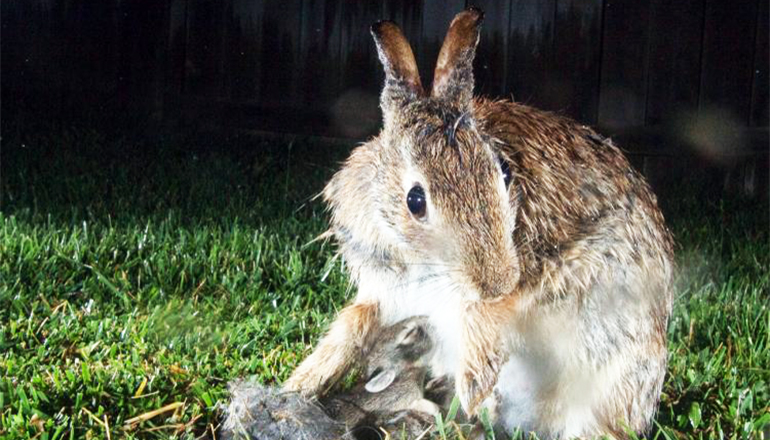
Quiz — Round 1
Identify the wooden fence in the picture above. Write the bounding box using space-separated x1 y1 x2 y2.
3 0 768 143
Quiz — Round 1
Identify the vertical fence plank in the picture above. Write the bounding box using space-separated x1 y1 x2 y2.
552 0 603 124
298 0 342 110
507 0 556 109
421 0 466 88
258 0 302 107
223 0 264 102
184 0 228 98
167 0 189 97
597 0 650 129
1 0 64 114
472 0 512 97
382 0 423 45
750 0 769 127
644 0 704 126
65 0 121 113
339 1 383 91
332 1 386 138
699 0 758 124
117 1 169 117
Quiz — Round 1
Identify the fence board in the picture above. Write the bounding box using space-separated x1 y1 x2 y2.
116 1 169 116
597 0 650 129
421 0 466 89
644 0 703 126
258 0 302 107
507 0 556 109
473 0 512 97
330 1 384 138
750 0 769 127
339 1 382 92
167 0 189 97
699 0 758 123
298 0 342 107
551 0 603 124
223 0 265 102
184 0 228 97
1 0 62 109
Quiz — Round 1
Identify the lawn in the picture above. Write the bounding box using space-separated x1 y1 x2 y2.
1 125 768 439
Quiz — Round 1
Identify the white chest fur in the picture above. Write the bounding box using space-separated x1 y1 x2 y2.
355 265 605 436
355 264 467 377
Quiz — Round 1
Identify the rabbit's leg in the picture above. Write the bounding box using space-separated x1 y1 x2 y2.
456 232 626 415
284 302 379 396
456 294 518 416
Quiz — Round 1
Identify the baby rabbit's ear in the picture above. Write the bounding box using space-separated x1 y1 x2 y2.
397 322 426 348
370 21 424 121
365 368 396 393
431 7 484 108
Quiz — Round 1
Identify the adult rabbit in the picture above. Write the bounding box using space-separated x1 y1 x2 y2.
284 7 674 439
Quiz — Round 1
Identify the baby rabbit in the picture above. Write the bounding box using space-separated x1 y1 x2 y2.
222 317 445 440
284 7 674 439
325 316 443 432
220 381 347 440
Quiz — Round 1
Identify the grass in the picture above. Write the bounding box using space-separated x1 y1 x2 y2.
0 125 767 439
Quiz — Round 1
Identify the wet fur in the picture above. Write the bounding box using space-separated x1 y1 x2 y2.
285 7 674 439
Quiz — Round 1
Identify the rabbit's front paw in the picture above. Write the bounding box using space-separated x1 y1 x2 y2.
424 375 454 406
456 351 501 416
283 367 323 396
457 297 514 415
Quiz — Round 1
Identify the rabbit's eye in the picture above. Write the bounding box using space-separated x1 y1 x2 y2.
407 185 427 219
500 159 512 187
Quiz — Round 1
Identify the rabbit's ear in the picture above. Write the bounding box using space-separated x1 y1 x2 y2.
431 7 483 108
371 21 424 120
397 322 425 348
365 368 396 393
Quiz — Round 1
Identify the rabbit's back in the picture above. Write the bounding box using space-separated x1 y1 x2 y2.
475 99 674 293
474 99 674 436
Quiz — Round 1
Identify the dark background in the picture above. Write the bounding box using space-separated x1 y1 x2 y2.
2 0 769 196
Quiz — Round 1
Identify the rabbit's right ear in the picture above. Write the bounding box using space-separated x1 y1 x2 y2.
431 7 483 108
371 21 424 123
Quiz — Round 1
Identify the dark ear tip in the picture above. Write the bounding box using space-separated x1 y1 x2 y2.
465 6 485 23
370 20 395 39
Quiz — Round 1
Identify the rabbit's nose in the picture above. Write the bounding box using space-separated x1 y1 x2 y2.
477 267 518 298
472 258 519 299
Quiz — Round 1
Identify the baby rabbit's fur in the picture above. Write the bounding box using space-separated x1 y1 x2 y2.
284 8 674 439
223 317 442 440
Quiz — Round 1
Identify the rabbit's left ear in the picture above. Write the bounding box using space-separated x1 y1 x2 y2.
371 21 424 123
431 7 484 108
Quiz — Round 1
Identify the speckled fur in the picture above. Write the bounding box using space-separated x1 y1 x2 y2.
285 8 674 439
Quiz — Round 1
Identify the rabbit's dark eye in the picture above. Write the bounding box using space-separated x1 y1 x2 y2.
500 159 512 187
407 185 427 219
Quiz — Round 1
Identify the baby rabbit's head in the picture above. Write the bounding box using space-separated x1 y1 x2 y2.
363 316 433 393
325 8 519 299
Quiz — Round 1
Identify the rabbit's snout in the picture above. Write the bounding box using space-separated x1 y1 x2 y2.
453 192 520 299
468 249 519 298
469 257 519 299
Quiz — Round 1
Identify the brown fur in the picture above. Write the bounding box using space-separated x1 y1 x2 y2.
432 7 483 104
284 302 379 396
285 7 674 439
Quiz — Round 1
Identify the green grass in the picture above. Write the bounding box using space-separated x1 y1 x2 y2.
1 126 767 439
